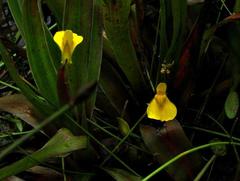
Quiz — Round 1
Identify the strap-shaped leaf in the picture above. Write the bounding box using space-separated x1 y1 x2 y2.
156 0 187 82
84 1 103 118
102 0 148 98
166 0 187 61
63 0 103 119
22 0 59 106
7 0 25 38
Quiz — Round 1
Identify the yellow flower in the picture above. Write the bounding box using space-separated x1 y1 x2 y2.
53 30 83 64
147 82 177 121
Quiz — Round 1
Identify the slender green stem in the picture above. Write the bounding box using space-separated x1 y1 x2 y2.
183 125 240 142
61 157 67 181
206 154 215 181
49 23 57 31
0 130 35 138
120 100 129 118
209 113 240 161
193 154 217 181
206 114 228 135
142 141 240 181
65 115 140 176
230 117 240 162
186 109 240 160
0 80 20 91
95 116 119 130
95 115 142 140
88 119 150 154
220 0 233 16
100 112 146 166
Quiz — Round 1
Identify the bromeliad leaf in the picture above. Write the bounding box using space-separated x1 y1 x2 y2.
63 0 103 120
102 0 149 100
22 0 59 106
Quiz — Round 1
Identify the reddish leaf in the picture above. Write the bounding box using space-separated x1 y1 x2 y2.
174 24 200 88
0 94 41 128
224 13 240 21
140 120 202 180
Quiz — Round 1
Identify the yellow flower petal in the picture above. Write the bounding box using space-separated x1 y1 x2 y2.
147 96 177 121
73 32 83 50
147 82 177 121
53 30 83 64
53 31 65 51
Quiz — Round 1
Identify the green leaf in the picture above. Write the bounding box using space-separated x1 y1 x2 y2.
44 0 64 23
84 1 103 118
156 0 187 82
22 0 59 106
104 168 141 181
7 0 25 38
117 117 130 136
167 0 187 61
102 0 149 99
225 91 239 119
13 118 23 132
0 128 87 179
63 0 103 119
98 58 131 118
0 40 56 118
234 0 240 12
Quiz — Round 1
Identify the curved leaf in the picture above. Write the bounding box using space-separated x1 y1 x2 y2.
63 0 103 119
0 128 87 179
0 94 41 128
